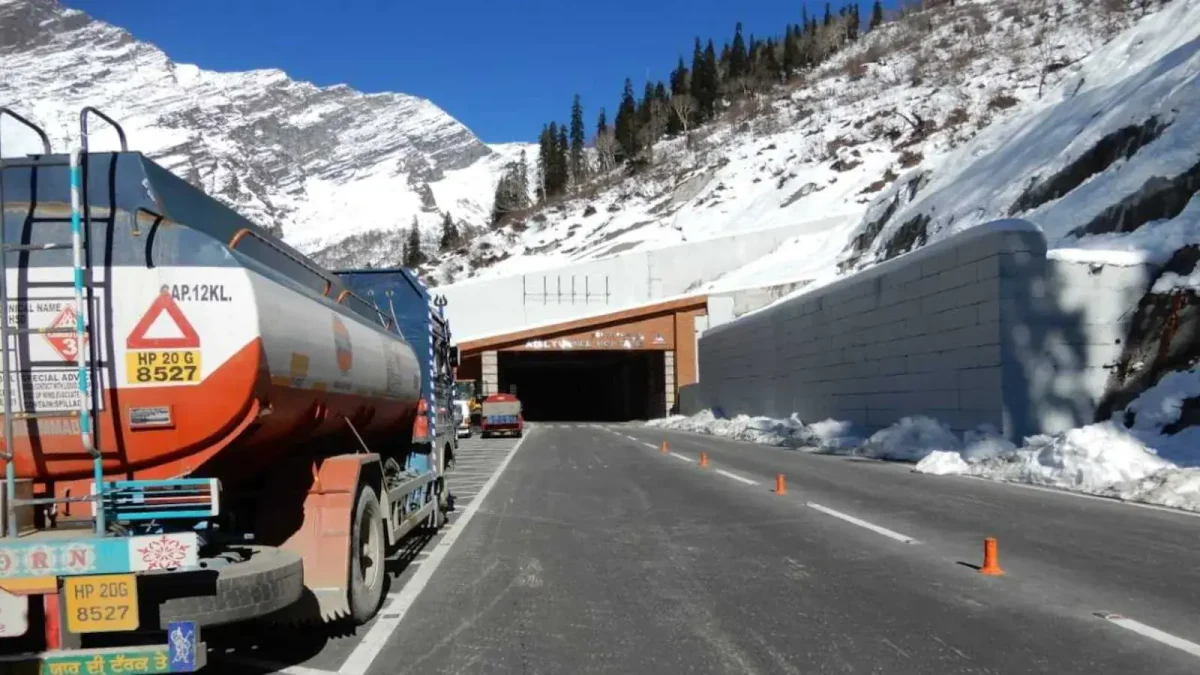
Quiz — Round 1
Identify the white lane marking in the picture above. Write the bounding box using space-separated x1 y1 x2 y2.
642 442 658 450
715 469 759 486
668 452 695 463
339 432 532 675
217 655 336 675
806 502 919 544
1098 613 1200 659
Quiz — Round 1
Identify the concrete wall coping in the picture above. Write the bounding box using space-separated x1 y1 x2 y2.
704 218 1045 339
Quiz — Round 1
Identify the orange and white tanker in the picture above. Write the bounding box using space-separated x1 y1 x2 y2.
0 109 457 670
5 229 425 487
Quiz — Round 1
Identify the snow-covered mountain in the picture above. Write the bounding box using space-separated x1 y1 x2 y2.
0 0 533 267
430 0 1192 294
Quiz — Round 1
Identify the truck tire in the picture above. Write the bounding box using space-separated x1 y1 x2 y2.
348 484 386 624
155 546 303 628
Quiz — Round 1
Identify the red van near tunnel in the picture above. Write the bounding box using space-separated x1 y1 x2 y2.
480 393 524 438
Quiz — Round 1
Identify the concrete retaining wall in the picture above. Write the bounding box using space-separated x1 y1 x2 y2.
696 219 1154 442
677 383 703 416
441 216 854 341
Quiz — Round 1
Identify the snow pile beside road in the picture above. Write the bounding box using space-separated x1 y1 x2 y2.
859 417 962 462
651 392 1200 510
915 370 1200 511
646 410 862 450
649 410 1005 461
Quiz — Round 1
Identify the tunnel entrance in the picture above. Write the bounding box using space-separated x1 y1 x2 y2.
498 351 666 422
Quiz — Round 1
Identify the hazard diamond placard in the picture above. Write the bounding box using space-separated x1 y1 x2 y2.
43 304 86 362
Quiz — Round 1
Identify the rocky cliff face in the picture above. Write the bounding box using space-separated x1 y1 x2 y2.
0 0 525 265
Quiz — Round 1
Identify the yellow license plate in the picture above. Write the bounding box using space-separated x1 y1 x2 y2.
125 350 202 384
64 574 139 633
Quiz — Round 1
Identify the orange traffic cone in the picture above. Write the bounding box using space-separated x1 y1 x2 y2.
979 537 1004 576
699 452 709 468
775 474 787 495
660 441 669 454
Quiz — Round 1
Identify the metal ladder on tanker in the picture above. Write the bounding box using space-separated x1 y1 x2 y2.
0 106 128 538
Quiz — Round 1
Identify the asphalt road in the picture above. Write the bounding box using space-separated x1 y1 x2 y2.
205 431 522 674
357 423 1200 675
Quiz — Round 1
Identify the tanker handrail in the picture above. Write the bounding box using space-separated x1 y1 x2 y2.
334 288 391 331
0 108 52 156
228 227 333 297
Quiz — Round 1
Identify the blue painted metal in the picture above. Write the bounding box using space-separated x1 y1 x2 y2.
100 479 219 523
167 621 199 672
333 268 445 443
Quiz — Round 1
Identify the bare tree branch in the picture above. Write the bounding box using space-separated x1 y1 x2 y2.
593 128 618 173
670 94 695 133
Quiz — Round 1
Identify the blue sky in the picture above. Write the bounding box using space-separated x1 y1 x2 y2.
68 0 887 143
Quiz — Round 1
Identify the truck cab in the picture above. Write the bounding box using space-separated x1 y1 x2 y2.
480 393 523 439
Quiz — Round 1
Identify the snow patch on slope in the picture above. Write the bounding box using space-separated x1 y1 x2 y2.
848 0 1200 273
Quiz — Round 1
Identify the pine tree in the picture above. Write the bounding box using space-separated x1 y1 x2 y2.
404 217 424 268
491 158 529 226
555 124 569 193
782 29 800 78
638 81 655 128
690 38 706 112
729 22 747 80
761 37 781 84
670 57 689 96
491 174 510 225
596 107 608 136
546 121 560 196
702 39 719 117
654 81 668 104
614 78 640 161
569 94 585 184
824 2 832 26
516 149 529 204
536 124 552 203
870 0 884 30
438 211 460 251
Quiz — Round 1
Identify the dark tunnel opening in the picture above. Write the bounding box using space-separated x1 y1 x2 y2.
498 350 666 422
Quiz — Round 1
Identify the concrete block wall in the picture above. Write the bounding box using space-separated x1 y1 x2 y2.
697 220 1155 442
441 216 855 341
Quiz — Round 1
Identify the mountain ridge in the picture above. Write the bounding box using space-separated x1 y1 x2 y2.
0 0 532 266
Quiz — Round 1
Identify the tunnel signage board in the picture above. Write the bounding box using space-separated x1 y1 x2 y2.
517 323 675 351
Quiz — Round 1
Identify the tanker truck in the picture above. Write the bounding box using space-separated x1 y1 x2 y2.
0 107 459 673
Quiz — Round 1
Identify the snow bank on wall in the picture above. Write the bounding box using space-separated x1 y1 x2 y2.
650 370 1200 512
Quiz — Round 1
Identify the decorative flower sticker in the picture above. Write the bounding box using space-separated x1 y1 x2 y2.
137 535 191 570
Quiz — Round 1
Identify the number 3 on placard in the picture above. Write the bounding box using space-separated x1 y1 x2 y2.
61 337 77 358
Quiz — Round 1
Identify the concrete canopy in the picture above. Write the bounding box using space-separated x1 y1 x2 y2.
455 296 708 416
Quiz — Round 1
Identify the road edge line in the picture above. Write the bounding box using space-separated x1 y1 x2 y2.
668 452 695 463
806 502 919 544
338 432 533 675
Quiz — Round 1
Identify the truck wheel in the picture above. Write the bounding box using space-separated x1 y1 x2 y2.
348 485 386 624
155 546 303 628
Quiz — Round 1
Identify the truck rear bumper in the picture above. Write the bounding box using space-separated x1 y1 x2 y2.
0 639 207 673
